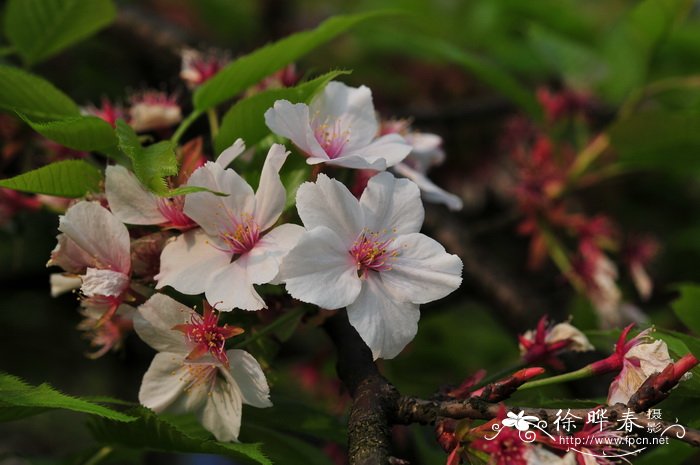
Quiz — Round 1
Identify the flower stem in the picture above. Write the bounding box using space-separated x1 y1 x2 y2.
207 108 219 139
517 365 594 390
234 306 307 349
172 110 203 144
83 446 112 465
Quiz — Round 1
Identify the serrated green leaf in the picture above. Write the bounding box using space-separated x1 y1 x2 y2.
4 0 116 65
671 284 700 335
0 159 102 197
194 11 392 111
0 372 135 423
0 65 79 120
90 407 270 465
214 70 349 155
115 120 177 195
18 113 117 151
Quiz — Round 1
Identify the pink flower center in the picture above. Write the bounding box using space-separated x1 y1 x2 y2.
312 117 349 159
349 230 398 278
219 215 260 256
156 196 194 229
173 305 243 366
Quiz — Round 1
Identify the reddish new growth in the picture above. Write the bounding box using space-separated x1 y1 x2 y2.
589 324 639 375
518 316 573 368
536 87 591 123
173 302 243 365
470 417 531 465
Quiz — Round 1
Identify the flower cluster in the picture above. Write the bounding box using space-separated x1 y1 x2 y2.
46 77 463 441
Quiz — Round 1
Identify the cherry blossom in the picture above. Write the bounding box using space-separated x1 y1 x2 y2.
105 165 195 229
129 90 182 133
264 81 411 170
48 201 132 320
519 316 593 369
134 294 271 442
180 48 228 88
279 172 462 359
156 141 304 310
381 119 463 211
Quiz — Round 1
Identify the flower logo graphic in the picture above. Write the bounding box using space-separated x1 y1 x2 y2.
502 411 539 431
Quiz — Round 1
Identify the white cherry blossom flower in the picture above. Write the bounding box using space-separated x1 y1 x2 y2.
381 120 463 211
134 294 271 442
155 141 304 311
105 165 194 229
48 201 131 318
607 333 673 405
264 81 411 170
129 90 182 133
279 172 462 359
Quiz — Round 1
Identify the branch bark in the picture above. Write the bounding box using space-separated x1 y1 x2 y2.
324 312 399 465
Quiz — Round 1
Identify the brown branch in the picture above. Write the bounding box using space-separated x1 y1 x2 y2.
324 312 399 465
395 397 700 447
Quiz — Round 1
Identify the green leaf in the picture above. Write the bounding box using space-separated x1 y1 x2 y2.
0 372 135 423
214 70 349 155
600 0 691 102
193 11 392 111
527 24 604 91
4 0 116 65
0 65 79 120
242 424 334 465
115 120 177 195
364 32 542 119
610 111 700 174
672 284 700 335
18 113 117 151
0 159 102 197
90 407 271 465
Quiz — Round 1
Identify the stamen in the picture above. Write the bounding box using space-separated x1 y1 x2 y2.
349 229 399 278
217 214 260 256
312 116 350 159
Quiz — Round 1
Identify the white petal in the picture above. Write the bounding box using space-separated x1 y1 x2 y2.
47 234 94 273
347 276 419 360
200 370 243 442
133 294 193 354
360 172 424 234
311 82 378 149
335 133 411 170
184 162 255 236
105 165 165 225
405 133 445 170
254 144 290 231
216 138 246 169
205 258 266 311
630 340 673 376
392 163 463 211
381 233 462 304
58 201 131 274
295 173 364 243
50 273 82 297
139 352 207 414
81 268 130 297
155 229 230 295
226 350 272 408
280 226 362 309
246 223 305 285
264 100 327 159
546 322 594 352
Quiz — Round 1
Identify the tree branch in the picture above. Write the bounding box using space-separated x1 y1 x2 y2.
324 312 399 465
